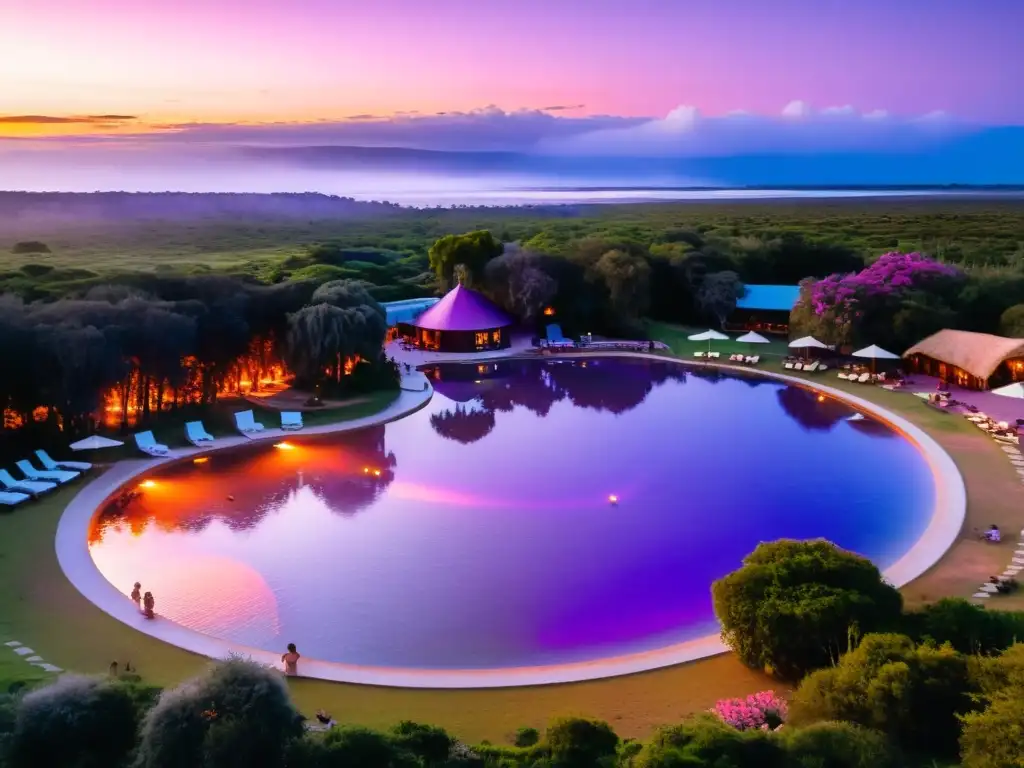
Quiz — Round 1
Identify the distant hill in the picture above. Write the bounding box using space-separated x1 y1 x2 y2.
0 191 403 226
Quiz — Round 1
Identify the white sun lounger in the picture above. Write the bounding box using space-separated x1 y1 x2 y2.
134 431 170 457
746 355 760 365
280 412 303 431
185 421 215 446
35 449 92 472
0 469 55 496
234 410 266 435
693 351 706 358
803 361 819 373
857 373 871 383
15 459 79 484
708 351 721 359
0 491 30 507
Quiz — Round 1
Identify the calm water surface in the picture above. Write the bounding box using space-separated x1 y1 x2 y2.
89 358 935 670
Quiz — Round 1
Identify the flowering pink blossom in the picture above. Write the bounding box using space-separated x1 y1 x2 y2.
712 690 788 731
802 252 962 323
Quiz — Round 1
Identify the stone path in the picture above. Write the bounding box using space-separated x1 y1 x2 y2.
971 444 1024 599
3 640 63 674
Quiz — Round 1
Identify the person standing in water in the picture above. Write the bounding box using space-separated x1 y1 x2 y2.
131 582 142 607
282 644 300 676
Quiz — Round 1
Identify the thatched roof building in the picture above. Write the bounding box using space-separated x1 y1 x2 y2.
904 329 1024 389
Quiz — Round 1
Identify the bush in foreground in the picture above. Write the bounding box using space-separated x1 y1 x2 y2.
9 675 140 768
789 633 976 760
636 714 785 768
135 658 304 768
544 716 619 768
711 539 903 679
780 721 899 768
958 643 1024 768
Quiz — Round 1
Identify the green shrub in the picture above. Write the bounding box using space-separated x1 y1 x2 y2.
903 598 1024 654
11 241 50 254
637 714 784 768
711 539 903 679
317 725 419 767
780 721 899 768
789 633 976 759
544 717 619 768
513 726 540 747
1000 303 1024 337
390 720 455 764
959 694 1024 768
9 675 140 768
135 658 303 768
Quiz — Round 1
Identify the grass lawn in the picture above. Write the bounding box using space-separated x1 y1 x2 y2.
3 334 1019 743
646 321 790 359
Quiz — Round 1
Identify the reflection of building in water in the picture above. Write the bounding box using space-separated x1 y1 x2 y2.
426 358 690 444
90 424 397 543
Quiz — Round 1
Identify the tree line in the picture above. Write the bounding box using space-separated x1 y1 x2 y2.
0 275 396 453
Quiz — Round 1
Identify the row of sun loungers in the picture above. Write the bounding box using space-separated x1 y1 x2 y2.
837 371 874 383
784 360 829 373
133 410 305 457
0 450 93 507
964 412 1020 444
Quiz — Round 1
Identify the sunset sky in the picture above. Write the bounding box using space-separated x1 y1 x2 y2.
2 0 1022 136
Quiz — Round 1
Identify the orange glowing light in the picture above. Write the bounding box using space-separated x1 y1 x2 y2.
373 469 382 477
363 467 370 474
817 395 825 402
274 442 294 450
608 494 619 504
543 306 556 316
192 457 209 465
139 480 156 489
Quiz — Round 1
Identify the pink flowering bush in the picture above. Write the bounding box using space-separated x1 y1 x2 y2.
712 690 788 731
793 252 964 346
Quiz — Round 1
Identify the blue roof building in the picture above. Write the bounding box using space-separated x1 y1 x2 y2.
381 297 440 326
735 284 802 312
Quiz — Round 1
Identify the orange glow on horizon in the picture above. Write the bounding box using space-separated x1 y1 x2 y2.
274 442 295 450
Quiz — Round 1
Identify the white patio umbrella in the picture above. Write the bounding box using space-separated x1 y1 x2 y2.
992 382 1024 399
69 435 124 452
788 335 828 359
688 329 730 354
735 331 771 345
852 343 900 373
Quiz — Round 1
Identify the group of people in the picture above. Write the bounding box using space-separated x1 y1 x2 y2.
130 582 156 618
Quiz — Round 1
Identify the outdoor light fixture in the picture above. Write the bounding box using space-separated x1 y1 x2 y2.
274 442 294 450
139 479 156 489
817 395 825 402
193 457 209 464
608 494 619 505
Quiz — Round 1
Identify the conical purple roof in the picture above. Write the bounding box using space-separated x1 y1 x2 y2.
414 284 513 331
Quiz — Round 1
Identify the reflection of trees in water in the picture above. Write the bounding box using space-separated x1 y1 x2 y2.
90 424 395 542
429 404 496 445
775 385 849 432
426 358 688 443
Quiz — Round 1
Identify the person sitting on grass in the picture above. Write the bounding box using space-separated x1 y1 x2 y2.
982 525 1002 543
315 709 336 728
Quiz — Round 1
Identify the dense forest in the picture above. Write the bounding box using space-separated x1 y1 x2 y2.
2 194 1024 450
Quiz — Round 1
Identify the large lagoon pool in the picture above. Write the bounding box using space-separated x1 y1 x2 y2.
89 358 935 672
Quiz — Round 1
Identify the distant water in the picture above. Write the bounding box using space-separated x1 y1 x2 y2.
89 358 934 671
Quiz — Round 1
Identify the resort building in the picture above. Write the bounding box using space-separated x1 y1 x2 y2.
381 297 440 342
904 329 1024 390
726 284 801 335
409 284 513 353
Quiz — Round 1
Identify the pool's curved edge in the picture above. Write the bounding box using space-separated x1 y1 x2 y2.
54 356 965 689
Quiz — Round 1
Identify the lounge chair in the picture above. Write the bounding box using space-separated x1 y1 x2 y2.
134 431 170 457
783 362 794 369
856 373 871 383
694 351 706 358
280 411 304 431
0 469 55 496
234 410 266 435
35 449 92 473
803 361 819 373
15 459 79 484
838 372 850 380
709 351 721 359
747 355 760 365
0 491 30 507
185 420 215 446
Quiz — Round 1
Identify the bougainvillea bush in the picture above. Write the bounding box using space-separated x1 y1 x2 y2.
791 252 965 348
712 690 789 731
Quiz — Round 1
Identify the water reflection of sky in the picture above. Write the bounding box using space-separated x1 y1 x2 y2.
89 358 935 670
